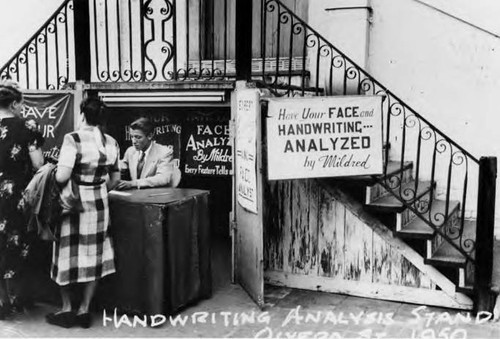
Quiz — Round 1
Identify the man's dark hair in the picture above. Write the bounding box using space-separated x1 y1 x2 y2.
130 117 154 136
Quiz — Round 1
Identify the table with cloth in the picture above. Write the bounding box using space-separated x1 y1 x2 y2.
97 187 212 316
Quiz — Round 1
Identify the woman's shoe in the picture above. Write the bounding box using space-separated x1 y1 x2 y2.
0 303 9 320
45 311 76 328
0 301 11 320
76 313 92 328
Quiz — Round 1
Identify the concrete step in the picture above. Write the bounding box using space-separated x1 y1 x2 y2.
395 194 453 239
365 161 413 203
396 217 435 239
366 180 433 213
425 219 475 269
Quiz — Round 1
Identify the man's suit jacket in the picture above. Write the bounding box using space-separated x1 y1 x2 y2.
121 142 177 188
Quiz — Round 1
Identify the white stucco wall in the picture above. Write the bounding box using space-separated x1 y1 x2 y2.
308 0 371 68
367 0 500 236
0 0 62 66
308 0 500 237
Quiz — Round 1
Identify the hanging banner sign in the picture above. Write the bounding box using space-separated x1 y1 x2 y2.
235 89 260 214
22 92 74 161
266 95 383 180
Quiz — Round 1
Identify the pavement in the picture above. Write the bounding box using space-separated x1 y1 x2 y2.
0 238 499 338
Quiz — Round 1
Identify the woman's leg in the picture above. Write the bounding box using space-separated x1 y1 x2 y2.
58 285 72 313
0 278 8 319
0 278 7 304
77 281 97 315
45 284 76 328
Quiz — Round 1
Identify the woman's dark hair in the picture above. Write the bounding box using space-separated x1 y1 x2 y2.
130 117 154 136
0 80 23 109
81 96 105 126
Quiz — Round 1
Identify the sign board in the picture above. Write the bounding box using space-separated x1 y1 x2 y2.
110 108 232 177
235 88 259 213
183 118 232 177
266 96 383 180
22 92 74 161
233 83 264 309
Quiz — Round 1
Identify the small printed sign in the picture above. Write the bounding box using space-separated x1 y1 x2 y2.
266 96 383 180
235 88 260 214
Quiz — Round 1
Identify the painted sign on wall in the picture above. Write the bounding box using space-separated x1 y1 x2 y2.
266 96 383 180
108 107 232 177
235 88 260 214
183 118 232 176
22 92 74 161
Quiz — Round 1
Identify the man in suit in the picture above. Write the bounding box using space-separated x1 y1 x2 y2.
115 117 178 190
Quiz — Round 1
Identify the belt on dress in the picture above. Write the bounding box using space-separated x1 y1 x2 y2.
74 179 105 186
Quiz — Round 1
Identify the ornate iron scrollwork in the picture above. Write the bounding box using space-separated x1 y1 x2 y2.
89 0 232 83
0 0 74 89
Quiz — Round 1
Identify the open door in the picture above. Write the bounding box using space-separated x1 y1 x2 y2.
232 84 264 307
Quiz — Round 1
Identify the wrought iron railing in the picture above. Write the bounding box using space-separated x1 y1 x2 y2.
0 0 307 87
258 0 480 265
0 0 74 89
90 0 308 83
90 0 234 82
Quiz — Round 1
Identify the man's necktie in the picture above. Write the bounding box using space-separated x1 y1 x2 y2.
136 151 145 179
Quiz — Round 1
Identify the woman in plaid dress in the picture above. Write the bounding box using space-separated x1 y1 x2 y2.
48 97 120 328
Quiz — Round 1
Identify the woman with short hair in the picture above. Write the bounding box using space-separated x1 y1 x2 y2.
47 96 120 328
0 80 44 319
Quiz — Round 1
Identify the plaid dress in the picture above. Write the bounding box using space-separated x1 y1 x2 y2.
51 127 119 286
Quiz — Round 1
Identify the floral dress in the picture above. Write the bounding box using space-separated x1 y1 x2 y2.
0 117 43 301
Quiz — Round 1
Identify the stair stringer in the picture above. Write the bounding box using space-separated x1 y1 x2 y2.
264 179 473 310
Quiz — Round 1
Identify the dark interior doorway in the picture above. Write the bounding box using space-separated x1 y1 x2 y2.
105 105 232 238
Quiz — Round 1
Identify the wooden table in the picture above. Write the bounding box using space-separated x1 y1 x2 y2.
98 188 211 315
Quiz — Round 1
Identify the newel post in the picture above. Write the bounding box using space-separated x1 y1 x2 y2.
475 156 497 313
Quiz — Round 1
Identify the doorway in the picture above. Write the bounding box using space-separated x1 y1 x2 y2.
104 104 234 294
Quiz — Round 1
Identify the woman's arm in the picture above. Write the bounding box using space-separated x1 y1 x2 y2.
56 134 77 186
107 171 120 191
56 166 72 186
29 147 44 170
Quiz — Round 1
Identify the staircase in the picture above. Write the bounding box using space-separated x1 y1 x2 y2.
331 159 476 296
369 160 475 286
259 0 495 311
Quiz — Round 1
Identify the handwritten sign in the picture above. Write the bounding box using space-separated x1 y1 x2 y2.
266 96 383 180
101 305 495 338
22 92 74 160
235 89 259 213
183 122 232 176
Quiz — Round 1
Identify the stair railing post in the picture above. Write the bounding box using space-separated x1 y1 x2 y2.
235 0 253 81
73 0 91 83
475 156 497 313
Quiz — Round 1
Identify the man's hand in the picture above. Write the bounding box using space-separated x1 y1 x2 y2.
115 180 134 190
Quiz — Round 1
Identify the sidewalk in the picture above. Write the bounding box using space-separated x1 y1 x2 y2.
1 283 499 338
1 238 499 338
